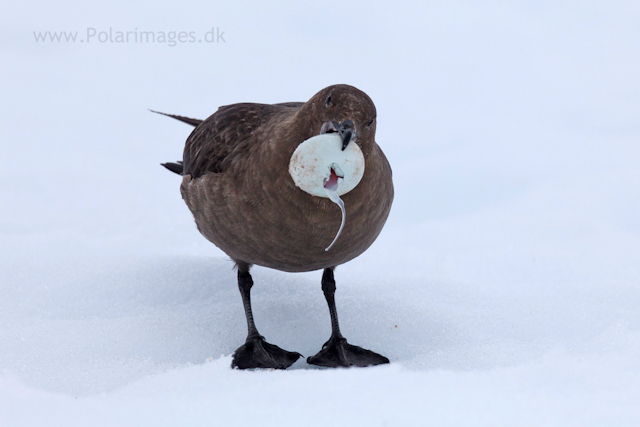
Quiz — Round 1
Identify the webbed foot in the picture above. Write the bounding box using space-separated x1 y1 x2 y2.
232 336 302 370
307 337 389 368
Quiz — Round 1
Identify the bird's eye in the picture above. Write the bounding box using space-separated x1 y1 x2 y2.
366 118 375 129
325 95 333 107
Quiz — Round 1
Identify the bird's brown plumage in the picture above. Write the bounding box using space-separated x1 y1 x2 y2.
179 84 393 272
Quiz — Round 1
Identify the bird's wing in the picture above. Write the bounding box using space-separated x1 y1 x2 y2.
182 102 303 179
274 102 304 108
181 103 267 178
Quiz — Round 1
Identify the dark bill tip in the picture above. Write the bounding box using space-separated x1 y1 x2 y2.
340 129 353 151
338 120 355 151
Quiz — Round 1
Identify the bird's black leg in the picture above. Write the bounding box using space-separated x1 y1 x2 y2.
231 264 302 369
307 268 389 367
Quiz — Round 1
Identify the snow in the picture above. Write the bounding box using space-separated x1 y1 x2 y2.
2 0 640 425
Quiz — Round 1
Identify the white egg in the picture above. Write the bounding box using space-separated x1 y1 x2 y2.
288 133 365 198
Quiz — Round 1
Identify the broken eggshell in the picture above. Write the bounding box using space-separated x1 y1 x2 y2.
288 133 365 198
288 133 365 251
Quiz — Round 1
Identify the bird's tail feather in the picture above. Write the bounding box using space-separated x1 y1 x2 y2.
161 161 184 175
152 109 199 175
149 110 203 127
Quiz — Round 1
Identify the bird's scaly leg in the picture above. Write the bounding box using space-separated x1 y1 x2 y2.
307 268 389 367
232 265 302 369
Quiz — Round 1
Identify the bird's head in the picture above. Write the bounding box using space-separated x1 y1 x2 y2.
300 84 377 154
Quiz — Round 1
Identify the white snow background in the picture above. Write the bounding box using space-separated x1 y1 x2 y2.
2 1 640 425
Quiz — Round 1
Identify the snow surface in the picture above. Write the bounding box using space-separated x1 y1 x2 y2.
2 1 640 425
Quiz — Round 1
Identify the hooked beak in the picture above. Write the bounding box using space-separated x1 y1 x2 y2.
320 119 356 151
